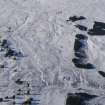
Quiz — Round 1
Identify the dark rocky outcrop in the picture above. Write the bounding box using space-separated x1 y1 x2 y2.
67 16 86 22
5 48 23 58
72 58 85 64
0 98 3 102
88 29 105 35
72 58 95 69
0 39 23 59
66 92 97 105
98 71 105 77
75 51 87 58
15 79 24 85
0 39 9 49
22 98 33 105
88 21 105 35
74 39 88 52
75 25 87 31
75 93 97 100
76 34 88 40
73 34 95 69
94 21 105 29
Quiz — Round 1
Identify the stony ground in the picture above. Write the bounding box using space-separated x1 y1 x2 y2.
0 0 105 105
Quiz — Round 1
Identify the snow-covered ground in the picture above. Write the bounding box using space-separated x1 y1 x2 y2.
0 0 105 105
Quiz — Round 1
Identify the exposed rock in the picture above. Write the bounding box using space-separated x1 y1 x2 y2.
15 79 24 85
66 92 97 105
75 52 87 58
75 25 87 31
74 39 88 52
98 71 105 77
72 58 95 69
22 98 33 105
88 21 105 35
88 29 105 35
76 34 88 40
94 21 105 29
67 16 86 22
